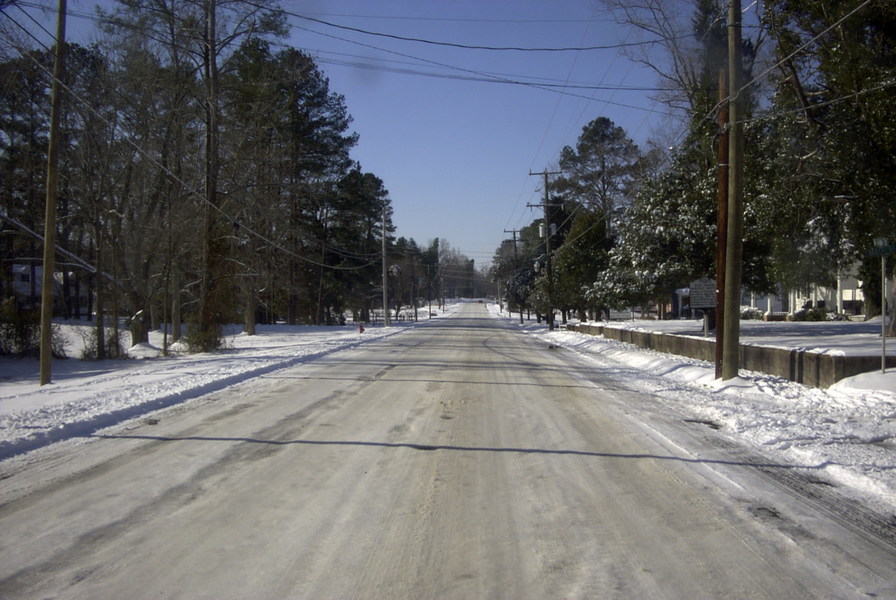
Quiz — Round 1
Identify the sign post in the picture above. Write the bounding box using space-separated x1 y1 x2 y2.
871 239 893 373
689 278 717 339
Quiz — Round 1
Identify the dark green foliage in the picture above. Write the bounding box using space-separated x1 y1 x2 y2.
555 117 641 224
0 2 396 353
791 307 828 322
552 209 612 317
184 325 225 353
761 0 896 293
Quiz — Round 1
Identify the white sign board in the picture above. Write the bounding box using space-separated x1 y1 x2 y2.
689 278 717 309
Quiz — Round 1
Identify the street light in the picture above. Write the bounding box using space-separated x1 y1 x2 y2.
873 238 889 374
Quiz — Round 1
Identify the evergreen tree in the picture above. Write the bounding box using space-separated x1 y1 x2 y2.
762 0 896 320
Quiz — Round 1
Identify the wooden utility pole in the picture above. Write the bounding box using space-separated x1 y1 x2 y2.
196 0 223 345
382 207 390 326
504 228 523 324
722 0 745 381
529 170 561 331
715 68 729 379
39 0 67 385
503 229 520 262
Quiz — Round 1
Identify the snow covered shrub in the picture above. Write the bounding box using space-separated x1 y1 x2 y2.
740 306 765 320
184 326 225 353
0 299 38 355
792 307 827 321
77 325 125 360
0 298 67 357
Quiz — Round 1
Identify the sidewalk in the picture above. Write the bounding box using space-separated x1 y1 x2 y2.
563 317 894 389
604 316 890 356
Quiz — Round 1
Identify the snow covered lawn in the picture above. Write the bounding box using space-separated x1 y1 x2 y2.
1 301 894 517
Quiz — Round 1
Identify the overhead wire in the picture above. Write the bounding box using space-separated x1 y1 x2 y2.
502 10 597 238
506 6 639 254
12 2 674 112
11 1 878 274
284 8 680 53
293 12 620 25
5 2 672 274
286 21 673 116
309 52 671 91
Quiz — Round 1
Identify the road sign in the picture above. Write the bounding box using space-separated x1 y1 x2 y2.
868 245 895 257
689 278 717 309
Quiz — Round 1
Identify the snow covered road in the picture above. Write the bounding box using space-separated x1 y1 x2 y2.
1 302 895 598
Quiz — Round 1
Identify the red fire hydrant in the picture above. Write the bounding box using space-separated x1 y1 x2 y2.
359 323 365 334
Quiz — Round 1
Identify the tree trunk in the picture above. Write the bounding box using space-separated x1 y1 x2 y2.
151 301 161 331
195 0 224 350
95 240 105 359
73 274 82 320
62 270 72 319
130 311 149 347
244 285 257 335
171 268 181 343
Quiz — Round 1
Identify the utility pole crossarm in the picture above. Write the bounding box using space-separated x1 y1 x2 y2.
504 229 521 262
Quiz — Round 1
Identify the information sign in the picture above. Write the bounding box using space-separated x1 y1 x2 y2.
689 278 717 309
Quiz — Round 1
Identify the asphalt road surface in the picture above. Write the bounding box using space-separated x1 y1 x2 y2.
1 302 895 599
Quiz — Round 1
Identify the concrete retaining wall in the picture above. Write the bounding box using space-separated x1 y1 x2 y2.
566 323 896 388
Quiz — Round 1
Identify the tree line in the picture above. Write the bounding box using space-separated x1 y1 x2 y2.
491 0 895 329
0 1 478 356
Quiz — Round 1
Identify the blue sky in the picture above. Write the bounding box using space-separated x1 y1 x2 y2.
283 1 673 268
19 0 678 268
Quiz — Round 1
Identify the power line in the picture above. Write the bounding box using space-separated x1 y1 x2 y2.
294 12 619 25
286 23 673 116
12 1 674 114
311 53 671 91
259 3 677 53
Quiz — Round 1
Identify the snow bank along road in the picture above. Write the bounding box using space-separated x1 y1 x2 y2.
1 303 894 599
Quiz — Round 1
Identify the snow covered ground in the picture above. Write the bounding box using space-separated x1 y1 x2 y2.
1 301 894 517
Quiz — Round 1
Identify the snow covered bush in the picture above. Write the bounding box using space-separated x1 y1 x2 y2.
0 298 67 357
77 325 125 360
792 307 827 322
740 306 765 320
